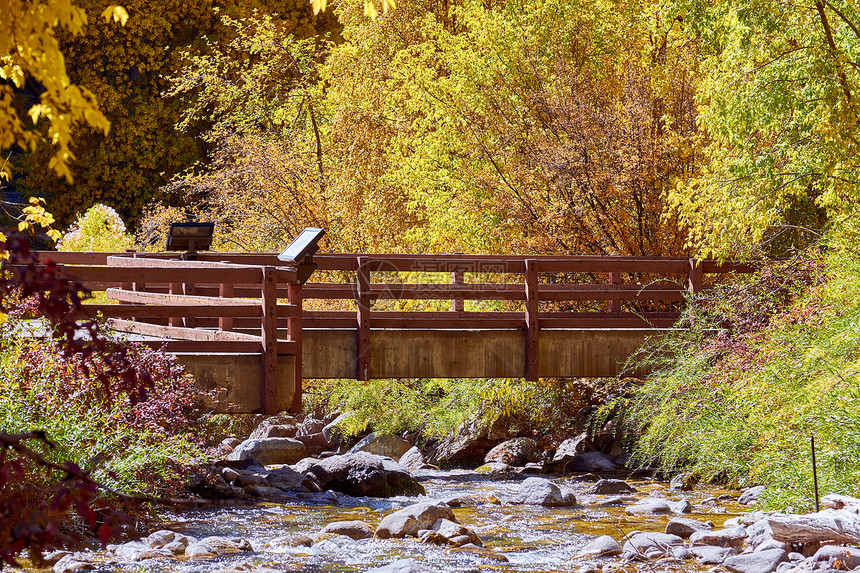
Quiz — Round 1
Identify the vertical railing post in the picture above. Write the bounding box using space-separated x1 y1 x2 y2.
219 281 234 332
451 269 465 312
524 259 539 381
184 281 196 328
356 257 371 381
169 282 181 327
261 266 278 414
688 258 703 294
609 270 621 316
288 282 303 414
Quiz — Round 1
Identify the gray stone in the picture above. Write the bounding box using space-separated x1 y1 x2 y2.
670 472 696 491
812 545 860 569
294 432 331 456
723 549 789 573
398 446 427 471
228 438 308 466
475 462 514 475
622 532 685 558
320 520 375 540
349 433 413 459
43 551 72 565
484 437 538 467
112 541 168 561
265 466 318 492
552 434 593 464
365 558 437 573
745 519 776 550
296 414 326 437
585 478 636 495
249 414 298 440
375 501 455 539
574 535 623 558
692 545 739 564
625 498 673 515
427 518 483 547
266 534 313 548
425 416 513 467
739 486 766 505
511 477 576 507
292 457 320 473
303 452 425 497
672 499 693 513
184 543 217 559
53 554 95 573
691 526 747 548
211 562 281 573
145 530 176 549
322 412 350 442
568 452 618 472
246 484 293 498
666 517 713 538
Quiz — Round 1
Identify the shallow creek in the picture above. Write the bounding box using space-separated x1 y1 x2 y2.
109 469 744 573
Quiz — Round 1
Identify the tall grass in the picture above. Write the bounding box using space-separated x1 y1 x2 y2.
612 234 860 510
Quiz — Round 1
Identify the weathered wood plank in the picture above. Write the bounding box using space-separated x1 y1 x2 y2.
107 319 261 342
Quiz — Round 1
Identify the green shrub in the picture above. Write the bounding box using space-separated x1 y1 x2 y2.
613 235 860 511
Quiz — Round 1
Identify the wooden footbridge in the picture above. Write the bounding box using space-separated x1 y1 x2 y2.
36 251 751 414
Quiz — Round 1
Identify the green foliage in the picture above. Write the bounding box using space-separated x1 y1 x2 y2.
614 225 860 510
57 203 134 252
307 376 602 441
667 0 860 259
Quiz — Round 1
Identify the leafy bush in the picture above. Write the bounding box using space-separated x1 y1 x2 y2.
612 236 860 511
57 203 134 253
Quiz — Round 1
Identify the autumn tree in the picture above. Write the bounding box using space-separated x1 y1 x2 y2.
667 0 860 259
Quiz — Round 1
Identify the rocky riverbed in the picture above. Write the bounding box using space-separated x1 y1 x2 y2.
35 414 860 573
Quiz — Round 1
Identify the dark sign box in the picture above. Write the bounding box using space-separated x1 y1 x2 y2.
166 222 215 251
279 228 325 263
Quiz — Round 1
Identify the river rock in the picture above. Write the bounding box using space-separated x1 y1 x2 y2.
365 558 437 573
551 434 593 464
188 471 245 499
691 545 738 564
228 437 308 466
510 477 576 507
320 520 375 540
739 486 766 505
484 437 538 467
418 518 483 547
691 526 747 548
585 479 636 495
670 471 696 491
375 501 456 539
812 545 860 569
266 534 313 549
111 540 169 561
53 554 96 573
666 517 713 538
425 416 514 467
321 412 350 443
265 466 319 492
399 446 429 471
295 432 331 456
475 462 514 474
723 549 789 573
622 532 685 559
296 414 326 437
249 414 298 440
767 510 860 545
211 562 281 573
349 433 412 459
567 452 617 472
303 452 425 497
447 545 509 562
625 498 672 515
574 535 623 558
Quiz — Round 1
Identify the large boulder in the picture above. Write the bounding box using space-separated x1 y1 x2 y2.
484 437 538 467
375 501 455 539
227 438 307 466
510 477 576 507
690 526 747 549
585 479 636 495
666 517 714 539
574 535 623 558
425 416 514 467
349 433 412 459
319 520 374 540
249 415 298 440
551 434 594 465
722 549 788 573
399 446 430 471
623 532 685 559
567 452 617 472
294 432 331 456
296 414 326 437
302 452 425 497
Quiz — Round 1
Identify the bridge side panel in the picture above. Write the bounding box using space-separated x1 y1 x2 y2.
173 353 295 413
303 329 664 379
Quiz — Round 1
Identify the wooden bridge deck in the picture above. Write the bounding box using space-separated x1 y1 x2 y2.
25 252 753 414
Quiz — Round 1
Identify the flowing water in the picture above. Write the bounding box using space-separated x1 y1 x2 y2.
116 469 746 573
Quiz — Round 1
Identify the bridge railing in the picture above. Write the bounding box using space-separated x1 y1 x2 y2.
35 251 754 383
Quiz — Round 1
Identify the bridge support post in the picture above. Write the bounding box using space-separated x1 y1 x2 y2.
451 270 464 312
525 259 539 381
261 266 278 414
356 258 371 381
288 283 303 413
